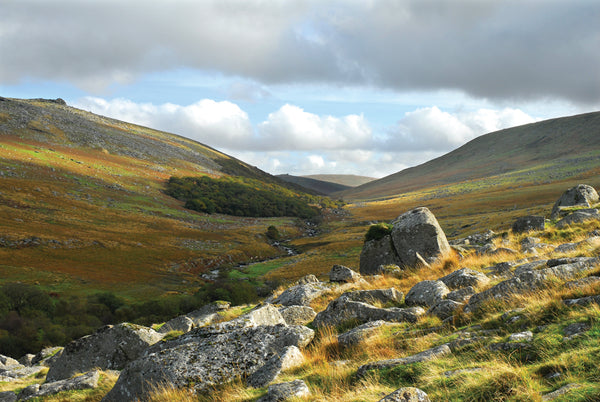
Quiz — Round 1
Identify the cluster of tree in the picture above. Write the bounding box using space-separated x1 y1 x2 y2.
0 279 265 358
165 176 328 219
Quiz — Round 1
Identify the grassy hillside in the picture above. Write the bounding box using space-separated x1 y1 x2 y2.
0 97 318 300
339 111 600 201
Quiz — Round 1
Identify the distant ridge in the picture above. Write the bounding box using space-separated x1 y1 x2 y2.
303 174 376 187
276 174 350 195
339 111 600 200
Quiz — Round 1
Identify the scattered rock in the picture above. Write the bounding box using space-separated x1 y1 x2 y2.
562 322 590 341
18 370 100 401
428 299 463 320
338 320 389 348
438 268 490 290
296 274 320 285
272 282 330 307
563 294 600 307
446 286 476 303
278 305 317 326
357 344 451 377
512 215 545 234
257 379 311 402
329 264 362 283
542 383 584 401
443 367 484 378
405 280 449 307
0 391 16 402
508 331 533 342
45 323 163 382
551 184 599 219
0 355 19 369
378 387 431 401
186 301 230 327
247 346 305 388
341 288 404 305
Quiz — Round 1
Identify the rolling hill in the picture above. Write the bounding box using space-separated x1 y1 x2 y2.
339 111 600 201
0 97 323 299
276 174 352 195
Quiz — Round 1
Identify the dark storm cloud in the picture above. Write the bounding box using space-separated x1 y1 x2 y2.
1 0 599 103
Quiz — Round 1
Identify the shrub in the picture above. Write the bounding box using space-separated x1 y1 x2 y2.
364 223 393 242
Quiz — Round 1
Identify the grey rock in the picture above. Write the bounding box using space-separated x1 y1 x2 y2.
273 283 329 307
278 305 316 326
360 235 398 275
466 258 600 312
247 346 305 388
341 288 403 305
102 324 314 402
488 342 532 352
551 184 599 219
443 367 484 378
439 268 490 290
216 304 286 331
378 387 431 402
405 280 449 307
18 355 35 367
32 346 63 367
509 331 533 342
487 261 516 276
562 322 590 340
0 391 16 402
446 286 476 303
428 299 463 320
0 355 19 369
554 242 578 253
186 301 230 327
296 274 319 285
542 383 583 401
390 207 451 268
158 315 194 334
0 365 46 382
563 294 600 307
45 323 163 382
257 380 311 402
329 264 361 283
357 344 451 377
512 215 545 234
313 291 423 328
338 320 389 348
19 370 100 401
513 260 549 276
565 276 600 289
556 209 600 228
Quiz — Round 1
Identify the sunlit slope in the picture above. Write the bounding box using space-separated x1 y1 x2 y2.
0 98 302 298
340 111 600 200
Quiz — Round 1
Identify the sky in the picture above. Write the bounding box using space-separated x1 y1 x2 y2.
1 0 599 178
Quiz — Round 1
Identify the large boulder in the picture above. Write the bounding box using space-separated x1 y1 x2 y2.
272 282 330 307
390 207 451 268
18 370 100 401
102 323 314 401
45 323 163 382
551 184 599 219
278 305 317 326
257 380 311 402
329 264 362 283
438 268 490 290
360 235 399 275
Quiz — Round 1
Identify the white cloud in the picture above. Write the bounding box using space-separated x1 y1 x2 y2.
257 104 372 150
383 107 537 152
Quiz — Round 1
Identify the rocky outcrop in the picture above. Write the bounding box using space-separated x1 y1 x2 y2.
272 282 330 306
405 280 449 307
512 215 545 233
45 323 163 382
379 387 431 402
556 209 600 228
158 316 194 334
102 323 314 401
338 320 389 348
312 288 419 328
360 207 450 274
466 257 600 312
551 184 599 219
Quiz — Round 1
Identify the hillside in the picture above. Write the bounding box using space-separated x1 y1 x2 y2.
0 97 324 300
276 174 351 195
305 174 376 187
339 111 600 201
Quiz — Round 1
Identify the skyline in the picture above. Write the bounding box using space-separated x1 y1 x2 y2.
1 0 599 178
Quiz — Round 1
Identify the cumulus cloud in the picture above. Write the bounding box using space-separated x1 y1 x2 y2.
382 107 537 151
2 1 599 103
